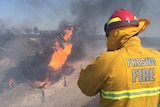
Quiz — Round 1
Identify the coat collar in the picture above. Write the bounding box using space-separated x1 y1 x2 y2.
107 18 150 51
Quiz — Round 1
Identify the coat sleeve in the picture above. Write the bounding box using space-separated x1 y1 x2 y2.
77 54 108 96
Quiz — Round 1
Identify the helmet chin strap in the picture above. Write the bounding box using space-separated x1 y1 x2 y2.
106 32 109 38
106 32 139 39
133 33 139 36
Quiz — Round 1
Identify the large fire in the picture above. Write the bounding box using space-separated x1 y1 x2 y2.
48 29 73 70
37 25 73 88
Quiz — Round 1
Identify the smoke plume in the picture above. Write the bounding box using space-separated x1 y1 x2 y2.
0 0 159 37
70 0 144 35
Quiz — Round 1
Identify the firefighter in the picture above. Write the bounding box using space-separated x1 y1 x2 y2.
78 9 160 107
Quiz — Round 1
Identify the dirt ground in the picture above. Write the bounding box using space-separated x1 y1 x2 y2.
0 37 106 107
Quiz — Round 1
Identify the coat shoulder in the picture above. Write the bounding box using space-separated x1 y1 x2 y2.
99 50 119 61
146 48 160 57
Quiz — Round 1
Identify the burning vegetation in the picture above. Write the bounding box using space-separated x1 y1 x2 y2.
0 23 81 91
39 24 74 88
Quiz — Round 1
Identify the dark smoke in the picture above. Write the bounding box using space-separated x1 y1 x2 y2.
70 0 144 35
65 0 146 60
1 0 159 36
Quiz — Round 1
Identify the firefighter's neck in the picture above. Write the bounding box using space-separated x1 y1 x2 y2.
107 36 141 51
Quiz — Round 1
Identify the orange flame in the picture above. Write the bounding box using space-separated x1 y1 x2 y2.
39 78 52 88
34 25 74 89
48 28 73 71
33 77 52 88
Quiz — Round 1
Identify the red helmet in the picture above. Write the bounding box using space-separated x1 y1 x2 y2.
104 9 138 33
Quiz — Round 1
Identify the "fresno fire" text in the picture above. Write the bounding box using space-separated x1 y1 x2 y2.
126 57 156 83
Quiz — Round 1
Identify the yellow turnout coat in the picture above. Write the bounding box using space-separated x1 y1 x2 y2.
78 18 160 107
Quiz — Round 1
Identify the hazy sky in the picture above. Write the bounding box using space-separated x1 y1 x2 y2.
0 0 160 37
0 0 75 30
